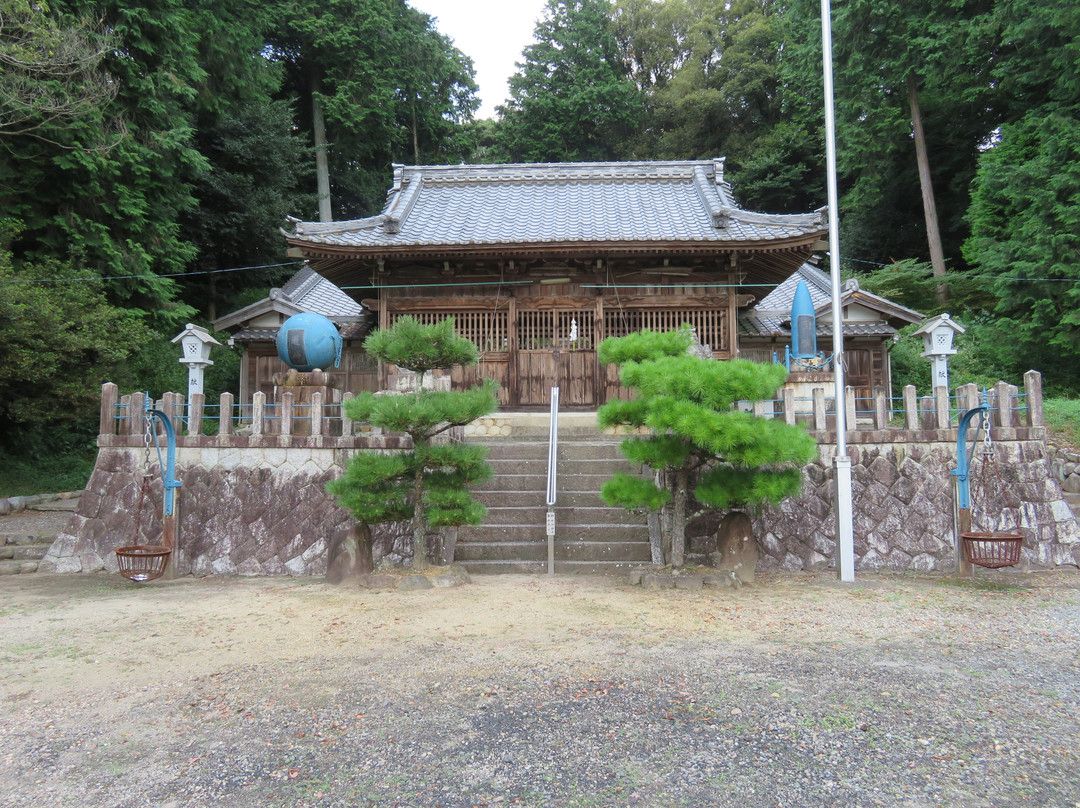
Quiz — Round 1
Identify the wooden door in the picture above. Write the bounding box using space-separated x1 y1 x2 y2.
515 308 596 407
844 349 873 416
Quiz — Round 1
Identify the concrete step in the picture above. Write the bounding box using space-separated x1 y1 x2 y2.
0 532 57 546
478 505 643 527
29 499 79 512
455 541 651 564
462 559 647 575
0 559 40 575
459 522 649 543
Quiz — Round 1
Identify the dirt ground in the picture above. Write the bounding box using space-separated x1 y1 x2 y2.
1 570 1078 808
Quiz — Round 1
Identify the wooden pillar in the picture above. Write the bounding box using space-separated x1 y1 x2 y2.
594 294 604 405
507 296 519 407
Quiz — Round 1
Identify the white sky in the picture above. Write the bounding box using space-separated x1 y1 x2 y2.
408 0 550 119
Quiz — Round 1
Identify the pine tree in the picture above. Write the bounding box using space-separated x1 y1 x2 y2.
597 327 816 567
326 317 498 570
495 0 644 162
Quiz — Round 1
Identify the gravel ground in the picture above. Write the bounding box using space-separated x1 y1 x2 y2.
0 570 1078 808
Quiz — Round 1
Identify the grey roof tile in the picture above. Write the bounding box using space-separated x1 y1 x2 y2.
287 160 827 251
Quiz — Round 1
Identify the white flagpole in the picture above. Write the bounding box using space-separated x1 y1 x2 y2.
820 0 856 581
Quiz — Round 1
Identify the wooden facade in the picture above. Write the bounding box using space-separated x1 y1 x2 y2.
366 263 754 407
282 160 830 409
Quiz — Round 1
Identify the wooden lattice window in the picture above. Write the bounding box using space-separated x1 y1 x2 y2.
517 310 594 350
603 308 728 352
388 311 509 354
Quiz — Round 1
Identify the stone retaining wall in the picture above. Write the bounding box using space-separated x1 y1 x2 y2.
43 437 1080 577
745 440 1079 572
39 445 410 576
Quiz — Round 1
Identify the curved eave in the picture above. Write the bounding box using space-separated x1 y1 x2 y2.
285 232 826 262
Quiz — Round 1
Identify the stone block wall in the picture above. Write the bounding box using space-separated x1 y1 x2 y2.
39 445 411 576
732 440 1078 573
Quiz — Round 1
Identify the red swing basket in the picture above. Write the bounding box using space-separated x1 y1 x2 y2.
960 532 1023 569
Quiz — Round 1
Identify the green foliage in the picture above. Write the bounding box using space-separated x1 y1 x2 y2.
329 319 498 567
1045 398 1080 447
363 316 479 376
601 472 670 511
0 224 152 449
964 110 1080 393
597 326 816 566
495 0 644 162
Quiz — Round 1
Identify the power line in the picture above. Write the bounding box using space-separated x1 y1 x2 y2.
0 260 303 286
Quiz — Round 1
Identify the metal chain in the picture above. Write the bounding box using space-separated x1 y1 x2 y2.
980 405 993 456
142 409 153 473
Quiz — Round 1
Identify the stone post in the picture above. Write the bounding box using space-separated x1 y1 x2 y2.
272 369 343 437
99 382 119 438
280 391 294 438
957 383 980 413
903 385 918 430
782 387 796 426
812 387 827 432
845 386 857 430
311 391 324 438
1024 370 1043 426
218 392 234 438
188 392 204 437
341 392 355 438
934 386 951 429
872 387 888 430
252 392 265 437
129 392 146 436
994 381 1014 428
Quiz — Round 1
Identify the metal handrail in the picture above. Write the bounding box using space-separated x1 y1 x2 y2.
545 386 559 574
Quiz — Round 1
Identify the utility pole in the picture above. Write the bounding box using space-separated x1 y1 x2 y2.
820 0 855 582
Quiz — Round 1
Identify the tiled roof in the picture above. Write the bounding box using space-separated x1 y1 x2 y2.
286 160 827 253
739 262 924 339
282 265 364 318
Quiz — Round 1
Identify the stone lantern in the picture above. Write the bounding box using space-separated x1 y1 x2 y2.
913 313 965 390
172 323 221 399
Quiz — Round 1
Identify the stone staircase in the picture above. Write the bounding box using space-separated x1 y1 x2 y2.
455 416 652 574
0 496 78 575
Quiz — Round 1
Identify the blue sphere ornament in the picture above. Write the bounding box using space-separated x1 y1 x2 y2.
275 313 342 372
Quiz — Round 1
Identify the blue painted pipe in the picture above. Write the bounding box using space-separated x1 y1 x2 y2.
951 398 989 510
145 400 182 516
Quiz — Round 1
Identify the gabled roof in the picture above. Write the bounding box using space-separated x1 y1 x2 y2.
213 264 366 332
284 159 828 258
739 262 924 339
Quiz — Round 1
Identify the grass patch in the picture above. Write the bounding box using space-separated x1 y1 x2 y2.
0 447 94 497
1044 397 1080 447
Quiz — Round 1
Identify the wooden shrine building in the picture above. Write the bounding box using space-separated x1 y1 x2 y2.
279 159 829 409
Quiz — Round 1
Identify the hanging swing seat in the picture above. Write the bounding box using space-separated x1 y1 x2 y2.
961 532 1023 569
115 544 172 582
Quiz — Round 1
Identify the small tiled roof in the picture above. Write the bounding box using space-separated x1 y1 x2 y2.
739 262 924 339
285 160 827 255
213 265 365 332
281 265 364 319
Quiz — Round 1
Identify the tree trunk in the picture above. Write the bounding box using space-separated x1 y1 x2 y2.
411 101 420 165
907 72 947 305
311 73 332 223
670 467 690 567
411 461 428 570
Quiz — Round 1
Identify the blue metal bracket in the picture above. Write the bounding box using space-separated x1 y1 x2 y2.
144 397 182 516
951 394 989 510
